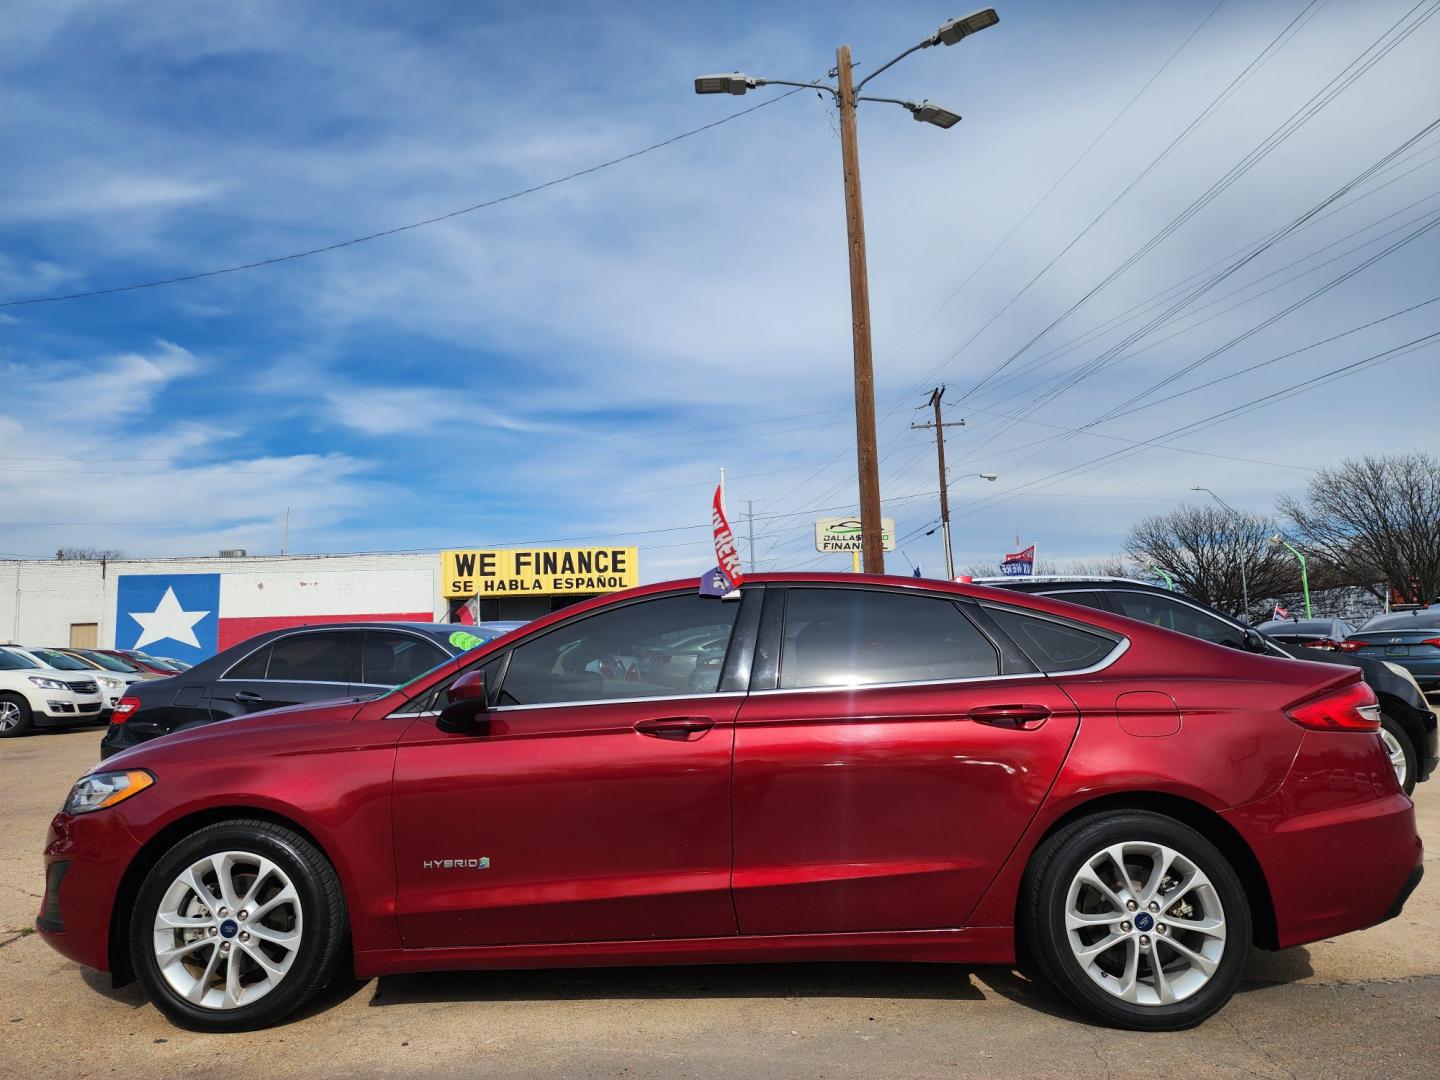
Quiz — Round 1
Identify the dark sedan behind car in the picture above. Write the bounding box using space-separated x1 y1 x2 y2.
1256 617 1356 651
100 620 524 758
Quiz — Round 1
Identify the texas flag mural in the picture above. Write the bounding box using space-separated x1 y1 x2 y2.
115 572 433 663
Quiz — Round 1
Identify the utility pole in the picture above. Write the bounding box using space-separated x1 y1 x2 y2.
835 44 884 575
694 10 1000 578
282 507 290 556
911 387 965 580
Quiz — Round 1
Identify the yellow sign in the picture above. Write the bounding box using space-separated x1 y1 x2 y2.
442 547 639 599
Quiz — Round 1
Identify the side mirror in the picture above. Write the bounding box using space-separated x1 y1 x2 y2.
1243 628 1269 653
436 670 488 733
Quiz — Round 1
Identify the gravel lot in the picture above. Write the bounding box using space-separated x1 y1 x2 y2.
2 725 1436 1079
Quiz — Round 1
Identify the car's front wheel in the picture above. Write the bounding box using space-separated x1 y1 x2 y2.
130 820 348 1031
1023 810 1251 1031
1379 713 1417 796
0 693 34 737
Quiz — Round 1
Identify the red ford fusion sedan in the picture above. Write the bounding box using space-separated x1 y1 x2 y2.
38 575 1421 1032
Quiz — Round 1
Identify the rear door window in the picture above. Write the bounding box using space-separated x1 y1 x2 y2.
1039 589 1112 614
1107 591 1245 648
262 631 357 684
983 606 1122 673
360 631 449 686
779 588 999 690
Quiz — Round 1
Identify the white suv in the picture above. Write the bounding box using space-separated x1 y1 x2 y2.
24 647 143 714
0 646 106 737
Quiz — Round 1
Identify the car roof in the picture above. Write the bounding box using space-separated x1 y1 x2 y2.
1359 609 1440 630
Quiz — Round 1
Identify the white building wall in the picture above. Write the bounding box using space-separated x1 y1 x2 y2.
1 553 444 649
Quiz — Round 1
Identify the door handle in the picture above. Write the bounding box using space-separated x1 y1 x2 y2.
233 690 265 703
968 704 1051 730
634 716 714 740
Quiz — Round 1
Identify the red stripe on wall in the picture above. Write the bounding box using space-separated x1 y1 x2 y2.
217 612 435 651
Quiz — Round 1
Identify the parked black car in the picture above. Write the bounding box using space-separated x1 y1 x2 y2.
100 621 524 759
976 577 1438 795
1255 617 1356 651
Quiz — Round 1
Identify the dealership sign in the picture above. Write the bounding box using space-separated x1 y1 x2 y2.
442 547 639 599
814 516 897 553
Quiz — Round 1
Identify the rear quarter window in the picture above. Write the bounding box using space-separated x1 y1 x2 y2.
983 606 1122 673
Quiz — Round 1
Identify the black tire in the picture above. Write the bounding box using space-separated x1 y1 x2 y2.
0 693 34 738
1022 810 1251 1031
1380 713 1418 796
130 819 348 1031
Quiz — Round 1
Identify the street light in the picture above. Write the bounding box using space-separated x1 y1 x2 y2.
1269 533 1312 618
695 9 1000 574
1192 486 1250 619
937 9 1002 45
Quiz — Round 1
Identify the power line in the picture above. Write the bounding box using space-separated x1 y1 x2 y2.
952 112 1440 468
0 89 807 309
948 330 1440 525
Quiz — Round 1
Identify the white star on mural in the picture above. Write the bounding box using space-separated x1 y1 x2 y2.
130 586 210 650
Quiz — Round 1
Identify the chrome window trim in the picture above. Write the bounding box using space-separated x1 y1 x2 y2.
748 638 1129 697
491 690 749 712
214 677 354 687
385 690 749 720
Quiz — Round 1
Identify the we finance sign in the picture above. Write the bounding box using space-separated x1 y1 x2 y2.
442 547 639 599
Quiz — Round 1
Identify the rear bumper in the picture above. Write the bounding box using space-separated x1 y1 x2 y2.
1225 732 1423 949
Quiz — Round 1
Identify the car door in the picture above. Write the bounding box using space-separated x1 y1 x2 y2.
731 585 1092 935
208 629 360 717
391 590 760 949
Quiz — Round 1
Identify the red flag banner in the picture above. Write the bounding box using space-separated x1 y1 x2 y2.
712 485 745 588
1000 544 1035 577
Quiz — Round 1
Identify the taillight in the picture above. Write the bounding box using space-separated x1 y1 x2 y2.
111 696 141 724
1285 680 1380 732
1338 640 1372 652
1421 638 1440 649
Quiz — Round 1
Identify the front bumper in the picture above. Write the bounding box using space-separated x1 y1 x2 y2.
35 811 140 972
37 696 106 726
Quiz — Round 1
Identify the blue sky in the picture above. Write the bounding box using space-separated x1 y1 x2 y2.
2 0 1438 580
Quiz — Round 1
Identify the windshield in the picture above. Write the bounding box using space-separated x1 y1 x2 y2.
81 651 139 672
0 648 40 671
1360 611 1440 632
30 649 93 671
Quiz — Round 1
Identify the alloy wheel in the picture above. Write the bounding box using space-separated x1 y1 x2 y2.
151 851 303 1010
1064 840 1227 1006
0 701 20 731
1379 726 1408 790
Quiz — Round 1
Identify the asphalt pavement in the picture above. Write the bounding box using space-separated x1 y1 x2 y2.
2 725 1436 1079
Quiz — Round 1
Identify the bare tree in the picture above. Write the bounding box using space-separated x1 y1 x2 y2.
1124 503 1292 619
55 547 125 561
1279 453 1440 604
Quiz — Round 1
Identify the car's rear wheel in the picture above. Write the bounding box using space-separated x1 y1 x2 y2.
0 694 34 738
1379 714 1416 795
130 820 347 1031
1023 810 1251 1031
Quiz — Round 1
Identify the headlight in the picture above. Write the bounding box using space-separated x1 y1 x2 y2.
28 676 69 691
98 676 123 690
62 770 155 815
